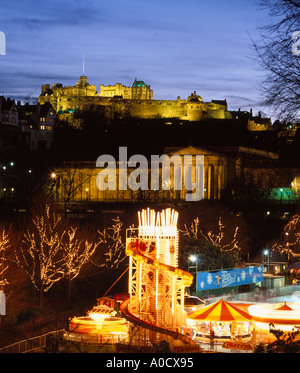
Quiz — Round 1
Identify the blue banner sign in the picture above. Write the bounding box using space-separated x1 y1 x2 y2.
196 266 263 291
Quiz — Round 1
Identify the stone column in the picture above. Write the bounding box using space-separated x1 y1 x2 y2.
218 165 222 199
214 164 219 200
207 165 212 200
204 165 209 199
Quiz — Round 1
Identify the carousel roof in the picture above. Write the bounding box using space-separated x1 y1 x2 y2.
187 299 252 322
275 301 293 311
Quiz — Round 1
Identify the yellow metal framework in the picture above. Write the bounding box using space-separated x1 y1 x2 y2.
126 208 193 345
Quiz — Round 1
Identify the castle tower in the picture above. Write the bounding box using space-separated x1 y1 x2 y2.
132 78 153 100
187 91 203 121
79 75 87 87
79 55 87 86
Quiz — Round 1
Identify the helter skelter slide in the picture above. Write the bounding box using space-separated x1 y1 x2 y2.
120 208 199 350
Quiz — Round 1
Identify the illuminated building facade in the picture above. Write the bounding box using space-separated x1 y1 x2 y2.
21 102 56 150
39 75 97 111
0 97 18 126
51 146 228 204
38 75 231 121
0 97 56 151
51 145 295 206
100 78 153 100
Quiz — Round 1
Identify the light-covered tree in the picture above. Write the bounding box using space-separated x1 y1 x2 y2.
15 203 67 306
272 214 300 258
180 216 242 271
183 216 241 252
95 217 127 270
0 228 11 288
60 226 98 306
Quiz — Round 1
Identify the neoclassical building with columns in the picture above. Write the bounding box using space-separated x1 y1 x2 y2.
165 146 227 200
50 145 281 205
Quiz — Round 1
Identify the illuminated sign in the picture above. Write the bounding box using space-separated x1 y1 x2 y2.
196 266 263 291
222 341 252 351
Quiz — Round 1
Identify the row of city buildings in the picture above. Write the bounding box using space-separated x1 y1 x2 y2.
0 96 56 151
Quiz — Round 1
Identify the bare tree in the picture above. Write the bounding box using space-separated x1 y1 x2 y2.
272 213 300 258
15 199 129 307
15 203 68 306
253 0 300 120
92 217 127 270
60 226 98 306
49 163 92 213
183 216 241 253
0 227 11 288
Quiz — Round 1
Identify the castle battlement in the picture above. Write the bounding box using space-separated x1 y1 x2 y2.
38 75 232 121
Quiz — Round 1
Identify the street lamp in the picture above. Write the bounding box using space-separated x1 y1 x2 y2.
49 172 58 198
188 255 198 294
188 255 198 274
189 255 197 263
262 249 270 273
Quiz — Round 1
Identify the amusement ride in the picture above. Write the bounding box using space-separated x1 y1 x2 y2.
64 208 300 352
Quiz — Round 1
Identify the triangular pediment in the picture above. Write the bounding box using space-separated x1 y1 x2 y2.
164 145 219 156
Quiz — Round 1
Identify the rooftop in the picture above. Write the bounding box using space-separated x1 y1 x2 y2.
132 78 147 88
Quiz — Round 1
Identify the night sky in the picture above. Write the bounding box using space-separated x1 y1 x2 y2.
0 0 270 115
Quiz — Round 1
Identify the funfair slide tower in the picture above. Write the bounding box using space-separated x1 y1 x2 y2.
123 208 194 347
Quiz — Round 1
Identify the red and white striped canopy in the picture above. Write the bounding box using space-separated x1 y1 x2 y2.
187 299 252 322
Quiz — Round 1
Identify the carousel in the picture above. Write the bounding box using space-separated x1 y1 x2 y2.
187 299 253 343
64 303 129 352
248 301 300 344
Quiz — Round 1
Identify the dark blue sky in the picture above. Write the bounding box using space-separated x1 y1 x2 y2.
0 0 270 114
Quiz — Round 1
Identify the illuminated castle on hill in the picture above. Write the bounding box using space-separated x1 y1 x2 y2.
100 78 153 100
38 74 232 122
